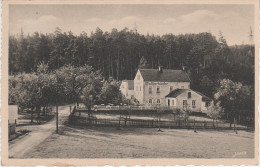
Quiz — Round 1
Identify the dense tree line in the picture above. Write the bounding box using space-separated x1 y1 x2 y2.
9 28 254 88
9 27 255 124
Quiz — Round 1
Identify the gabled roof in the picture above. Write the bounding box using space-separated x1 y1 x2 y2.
165 89 212 102
165 89 187 98
139 69 190 82
122 80 134 90
194 91 212 102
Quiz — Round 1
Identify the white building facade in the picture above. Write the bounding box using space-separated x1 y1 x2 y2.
120 67 212 113
165 89 212 113
134 67 190 106
120 80 134 100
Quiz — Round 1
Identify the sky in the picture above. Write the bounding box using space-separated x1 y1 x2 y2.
9 4 255 45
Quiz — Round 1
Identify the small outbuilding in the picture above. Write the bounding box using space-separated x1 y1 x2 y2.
165 89 212 113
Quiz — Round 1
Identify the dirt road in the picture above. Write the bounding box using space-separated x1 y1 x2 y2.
9 105 71 158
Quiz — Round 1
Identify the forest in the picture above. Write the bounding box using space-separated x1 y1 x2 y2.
9 27 254 86
9 27 255 123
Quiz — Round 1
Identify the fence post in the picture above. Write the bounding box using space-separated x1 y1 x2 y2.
193 119 197 132
235 119 238 134
178 116 181 128
234 117 236 132
204 120 206 129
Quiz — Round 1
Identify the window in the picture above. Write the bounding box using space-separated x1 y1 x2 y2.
183 100 187 106
172 100 175 106
137 75 140 80
157 86 160 93
136 86 138 91
181 86 184 89
188 92 191 98
192 100 196 106
168 99 170 106
205 102 210 107
149 86 152 93
149 99 152 104
131 95 134 99
157 99 161 104
170 86 173 92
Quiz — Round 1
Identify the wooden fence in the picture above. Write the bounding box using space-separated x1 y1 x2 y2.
69 115 248 130
77 105 177 111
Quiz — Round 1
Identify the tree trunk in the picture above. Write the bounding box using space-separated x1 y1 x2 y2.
37 106 41 123
117 47 119 81
43 106 46 115
31 107 34 123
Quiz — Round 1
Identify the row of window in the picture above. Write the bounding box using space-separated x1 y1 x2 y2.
183 100 196 106
149 86 185 94
167 99 175 106
148 99 196 106
149 99 161 104
148 99 210 108
136 85 191 97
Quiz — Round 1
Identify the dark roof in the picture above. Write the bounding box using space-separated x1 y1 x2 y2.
165 89 187 98
165 89 212 102
194 91 212 102
139 69 190 82
122 80 134 90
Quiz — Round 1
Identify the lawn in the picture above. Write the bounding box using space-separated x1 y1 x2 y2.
23 125 254 158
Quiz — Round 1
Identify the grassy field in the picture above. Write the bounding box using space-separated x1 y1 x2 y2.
23 125 254 158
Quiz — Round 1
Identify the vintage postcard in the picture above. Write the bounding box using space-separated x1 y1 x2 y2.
2 0 259 166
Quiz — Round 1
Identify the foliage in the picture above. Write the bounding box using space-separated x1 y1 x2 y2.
81 74 103 110
8 27 254 122
9 28 254 92
207 103 223 120
98 80 124 105
138 56 150 69
54 64 99 104
214 79 253 120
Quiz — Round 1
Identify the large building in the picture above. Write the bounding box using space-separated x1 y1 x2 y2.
134 67 190 106
120 66 212 112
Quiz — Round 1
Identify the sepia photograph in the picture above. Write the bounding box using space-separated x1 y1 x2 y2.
2 0 259 166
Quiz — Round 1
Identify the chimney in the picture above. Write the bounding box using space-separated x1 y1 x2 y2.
158 66 163 73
